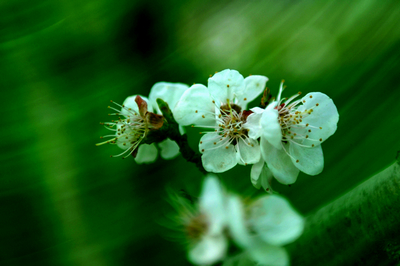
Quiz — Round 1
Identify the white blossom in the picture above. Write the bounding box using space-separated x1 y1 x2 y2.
226 195 304 266
97 82 189 162
173 69 268 173
97 95 161 161
182 176 229 265
244 82 339 184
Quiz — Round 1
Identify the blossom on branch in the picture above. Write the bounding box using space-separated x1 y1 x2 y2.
168 177 304 266
171 176 229 265
97 82 189 162
244 81 339 185
173 69 268 173
226 195 304 266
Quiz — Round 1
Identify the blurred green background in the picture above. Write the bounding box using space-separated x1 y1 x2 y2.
1 0 400 265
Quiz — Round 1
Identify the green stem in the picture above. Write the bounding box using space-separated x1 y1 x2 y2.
286 162 400 266
155 98 207 175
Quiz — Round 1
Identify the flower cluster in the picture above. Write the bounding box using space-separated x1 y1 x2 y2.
169 176 304 266
97 68 339 266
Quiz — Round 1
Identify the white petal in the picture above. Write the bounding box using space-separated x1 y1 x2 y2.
247 241 289 266
202 146 237 173
249 195 304 246
296 92 339 146
178 125 186 135
158 138 180 160
250 158 264 189
260 138 299 185
226 196 250 248
120 95 153 117
236 138 260 165
134 143 158 164
199 176 226 235
260 102 282 150
208 69 245 104
173 84 215 126
250 106 265 114
289 143 324 175
189 234 228 266
259 165 274 194
238 75 268 108
221 253 254 266
244 111 263 139
149 82 189 114
199 132 225 153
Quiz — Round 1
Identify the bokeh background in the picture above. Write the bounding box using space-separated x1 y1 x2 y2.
1 0 400 265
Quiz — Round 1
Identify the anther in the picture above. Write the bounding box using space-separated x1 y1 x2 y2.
212 100 215 103
195 110 198 113
319 138 322 141
296 160 299 163
308 129 311 132
319 127 322 129
201 149 204 152
309 95 313 98
316 103 319 106
225 146 229 149
227 84 230 87
306 135 309 138
244 98 247 101
202 115 205 118
312 144 315 147
214 142 216 145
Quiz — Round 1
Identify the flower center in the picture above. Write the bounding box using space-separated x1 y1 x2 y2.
275 93 324 156
97 101 148 158
185 214 208 240
218 103 249 144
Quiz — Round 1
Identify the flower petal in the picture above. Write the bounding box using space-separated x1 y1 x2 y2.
120 95 153 117
188 234 228 266
244 109 263 139
200 133 237 173
173 84 215 126
236 138 260 165
249 195 304 246
221 253 255 266
226 196 250 248
296 92 339 146
238 75 268 108
260 138 299 184
247 241 289 266
250 158 264 189
289 143 324 175
260 165 274 194
149 82 189 114
134 143 158 164
158 138 180 160
208 69 245 104
260 102 282 150
199 176 226 235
